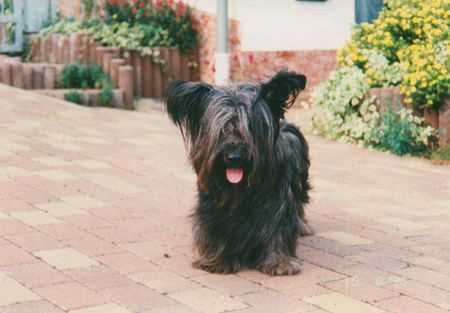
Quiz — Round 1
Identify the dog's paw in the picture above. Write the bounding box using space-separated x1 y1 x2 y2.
193 259 239 274
258 259 301 276
299 220 314 237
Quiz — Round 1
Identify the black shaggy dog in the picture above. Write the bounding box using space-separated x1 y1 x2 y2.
165 70 312 276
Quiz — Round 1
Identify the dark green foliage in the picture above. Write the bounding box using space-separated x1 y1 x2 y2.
371 106 430 156
61 63 114 106
64 91 84 105
99 80 113 106
61 63 107 89
431 145 450 163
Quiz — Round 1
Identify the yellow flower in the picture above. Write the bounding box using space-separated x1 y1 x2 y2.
112 14 118 19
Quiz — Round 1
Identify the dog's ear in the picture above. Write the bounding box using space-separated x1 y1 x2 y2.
260 69 306 119
165 80 213 144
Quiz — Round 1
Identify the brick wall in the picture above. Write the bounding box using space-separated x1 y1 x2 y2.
196 11 337 99
55 1 337 97
57 0 81 17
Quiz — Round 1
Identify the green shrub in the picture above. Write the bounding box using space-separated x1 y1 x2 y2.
337 0 449 108
311 66 436 156
311 67 380 145
99 80 114 106
64 91 84 105
369 106 435 156
61 63 108 89
61 63 83 89
61 63 114 107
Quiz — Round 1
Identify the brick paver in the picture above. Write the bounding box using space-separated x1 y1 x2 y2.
1 84 450 312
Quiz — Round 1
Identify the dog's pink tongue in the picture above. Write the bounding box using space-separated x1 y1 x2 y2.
226 168 244 184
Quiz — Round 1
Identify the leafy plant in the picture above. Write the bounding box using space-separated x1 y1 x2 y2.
369 106 435 156
103 0 199 52
60 63 114 106
337 0 449 108
65 91 84 105
311 66 436 156
311 67 380 145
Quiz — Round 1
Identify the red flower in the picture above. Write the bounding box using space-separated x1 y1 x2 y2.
155 0 163 8
145 11 150 17
131 7 137 14
203 60 210 65
212 66 216 73
232 54 238 62
177 1 185 9
248 54 254 64
139 1 146 8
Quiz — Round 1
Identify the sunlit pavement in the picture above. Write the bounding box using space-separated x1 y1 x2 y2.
1 83 449 313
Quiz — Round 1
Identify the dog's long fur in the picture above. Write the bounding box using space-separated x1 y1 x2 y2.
165 70 312 275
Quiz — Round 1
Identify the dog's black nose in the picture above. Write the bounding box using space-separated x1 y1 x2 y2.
226 150 243 162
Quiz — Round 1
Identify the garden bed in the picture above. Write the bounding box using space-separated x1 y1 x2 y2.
0 54 127 108
311 0 449 159
369 87 450 147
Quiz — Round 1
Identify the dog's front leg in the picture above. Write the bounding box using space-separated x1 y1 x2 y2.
256 234 301 276
193 254 241 274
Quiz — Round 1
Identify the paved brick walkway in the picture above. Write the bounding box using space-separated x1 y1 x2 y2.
0 83 449 313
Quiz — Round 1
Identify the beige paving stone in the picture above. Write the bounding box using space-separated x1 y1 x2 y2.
0 139 30 151
336 264 405 286
34 282 107 311
33 156 72 167
0 211 11 219
143 303 202 313
317 231 375 245
406 255 450 276
4 231 64 251
73 160 112 169
95 252 158 274
35 202 87 216
304 292 384 313
0 166 30 177
237 289 313 312
131 269 200 293
376 295 449 313
322 278 398 303
0 299 64 313
1 261 70 288
0 272 41 305
81 173 142 194
192 273 262 296
169 287 248 313
10 211 62 226
386 279 450 308
395 266 450 292
47 141 83 151
35 202 88 217
33 248 99 270
36 170 78 181
64 265 134 291
60 195 106 208
69 303 133 313
376 217 430 230
101 284 175 312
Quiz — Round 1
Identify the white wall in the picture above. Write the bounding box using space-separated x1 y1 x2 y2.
187 0 355 51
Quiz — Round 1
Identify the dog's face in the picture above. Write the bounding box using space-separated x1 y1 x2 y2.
165 70 306 196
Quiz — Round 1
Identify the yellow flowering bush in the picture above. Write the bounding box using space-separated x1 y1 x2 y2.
337 0 449 108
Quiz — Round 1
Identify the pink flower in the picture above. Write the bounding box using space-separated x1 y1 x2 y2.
131 7 137 14
248 54 254 64
203 60 210 65
139 1 146 8
232 54 238 62
178 1 185 9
